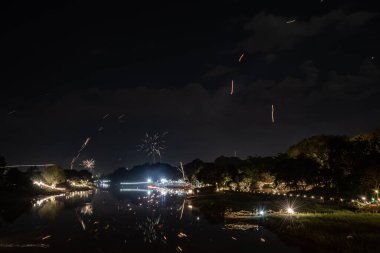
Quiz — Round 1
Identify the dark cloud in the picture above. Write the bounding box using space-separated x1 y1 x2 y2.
241 10 377 53
1 2 380 173
2 56 379 172
202 65 237 78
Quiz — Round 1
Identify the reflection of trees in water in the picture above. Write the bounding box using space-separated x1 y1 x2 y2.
38 200 64 220
198 205 225 224
0 198 32 223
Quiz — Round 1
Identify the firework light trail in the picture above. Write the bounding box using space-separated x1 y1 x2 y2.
286 19 296 24
238 53 244 62
271 104 275 123
79 137 91 153
230 80 234 95
178 162 186 181
71 137 91 170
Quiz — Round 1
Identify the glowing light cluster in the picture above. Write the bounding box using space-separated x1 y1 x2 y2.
286 207 295 214
33 181 66 191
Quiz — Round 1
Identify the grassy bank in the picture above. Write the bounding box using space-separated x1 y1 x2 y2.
188 192 347 213
189 192 380 253
258 212 380 253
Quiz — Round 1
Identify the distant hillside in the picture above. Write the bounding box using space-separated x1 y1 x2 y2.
350 128 380 142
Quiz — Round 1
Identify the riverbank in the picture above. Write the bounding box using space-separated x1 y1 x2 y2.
0 185 94 198
189 192 380 253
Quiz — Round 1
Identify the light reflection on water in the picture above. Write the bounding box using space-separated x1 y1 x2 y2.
0 189 302 253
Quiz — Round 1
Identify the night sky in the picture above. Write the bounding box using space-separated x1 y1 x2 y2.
1 0 379 173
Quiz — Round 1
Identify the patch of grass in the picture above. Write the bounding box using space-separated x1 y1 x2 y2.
190 192 380 253
189 192 346 213
260 212 380 253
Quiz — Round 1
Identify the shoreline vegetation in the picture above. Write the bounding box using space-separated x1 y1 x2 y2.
1 128 380 252
189 192 380 253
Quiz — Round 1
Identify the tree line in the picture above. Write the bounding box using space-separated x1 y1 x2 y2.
0 160 92 194
184 129 380 197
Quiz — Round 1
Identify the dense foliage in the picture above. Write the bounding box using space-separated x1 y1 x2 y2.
185 129 380 197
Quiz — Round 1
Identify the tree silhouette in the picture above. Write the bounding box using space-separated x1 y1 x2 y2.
41 165 66 187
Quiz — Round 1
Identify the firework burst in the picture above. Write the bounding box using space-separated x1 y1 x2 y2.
81 159 95 170
138 132 167 163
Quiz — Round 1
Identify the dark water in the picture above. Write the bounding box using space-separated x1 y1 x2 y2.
0 189 302 253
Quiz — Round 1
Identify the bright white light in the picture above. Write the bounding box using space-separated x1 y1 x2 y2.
286 207 295 214
259 210 265 216
147 178 152 183
120 181 150 185
160 178 167 184
361 196 367 201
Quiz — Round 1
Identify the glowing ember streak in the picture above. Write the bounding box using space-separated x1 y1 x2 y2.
286 19 296 24
238 53 244 62
178 162 186 181
176 246 183 252
80 138 91 152
81 159 95 170
271 104 275 123
41 235 51 240
230 80 234 95
179 198 185 220
71 137 91 170
77 215 86 231
177 232 187 238
260 238 266 243
231 236 237 240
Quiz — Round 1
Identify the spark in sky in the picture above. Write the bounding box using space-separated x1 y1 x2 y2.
286 19 296 24
81 159 95 170
238 53 244 62
271 104 275 123
79 137 91 153
7 110 16 115
138 132 167 163
230 80 234 95
71 137 91 170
